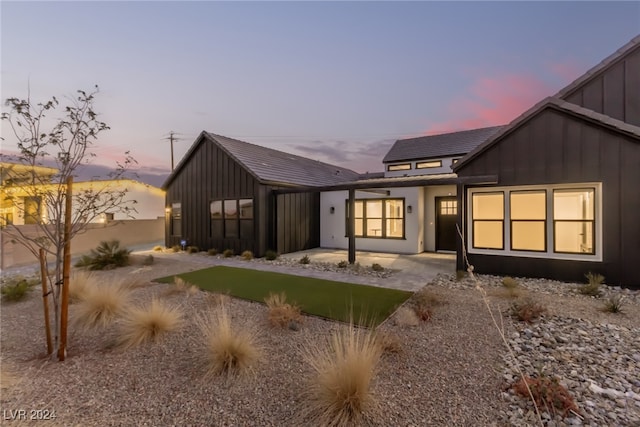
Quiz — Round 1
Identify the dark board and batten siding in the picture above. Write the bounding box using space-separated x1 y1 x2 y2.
562 45 640 127
164 137 321 257
456 108 640 289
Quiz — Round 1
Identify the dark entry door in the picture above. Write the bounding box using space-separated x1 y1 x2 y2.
435 197 457 251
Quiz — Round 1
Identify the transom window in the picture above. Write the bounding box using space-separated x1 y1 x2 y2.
346 198 404 239
416 160 442 169
468 184 600 260
211 199 254 239
387 164 411 172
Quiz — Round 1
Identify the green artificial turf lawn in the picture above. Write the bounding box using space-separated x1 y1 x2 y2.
155 266 411 326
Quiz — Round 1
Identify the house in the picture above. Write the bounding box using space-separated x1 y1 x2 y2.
453 35 640 288
164 35 639 289
161 132 360 255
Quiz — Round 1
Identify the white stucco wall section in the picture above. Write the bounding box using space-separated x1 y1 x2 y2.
423 185 457 252
320 187 424 254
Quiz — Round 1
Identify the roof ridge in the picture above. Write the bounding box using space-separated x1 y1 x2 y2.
397 124 506 142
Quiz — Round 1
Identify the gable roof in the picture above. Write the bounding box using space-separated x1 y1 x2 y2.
382 125 505 163
453 97 640 172
556 34 640 100
163 132 360 189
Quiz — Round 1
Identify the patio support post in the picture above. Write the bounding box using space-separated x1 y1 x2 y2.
348 188 356 264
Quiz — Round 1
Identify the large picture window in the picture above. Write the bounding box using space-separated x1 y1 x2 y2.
346 198 404 239
211 198 254 239
468 184 600 260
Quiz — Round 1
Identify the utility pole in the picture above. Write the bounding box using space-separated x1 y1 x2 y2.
164 131 181 170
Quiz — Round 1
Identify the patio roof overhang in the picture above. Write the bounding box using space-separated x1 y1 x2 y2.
273 173 499 195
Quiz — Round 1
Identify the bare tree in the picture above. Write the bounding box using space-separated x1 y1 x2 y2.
1 86 137 358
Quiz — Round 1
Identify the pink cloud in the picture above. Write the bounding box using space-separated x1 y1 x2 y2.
424 57 588 135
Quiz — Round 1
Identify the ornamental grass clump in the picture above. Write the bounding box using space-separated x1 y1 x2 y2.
579 272 604 297
264 292 303 330
241 250 254 260
513 375 579 418
264 250 278 261
196 304 261 378
301 322 382 426
510 299 546 323
371 263 384 272
207 248 218 256
299 255 311 265
186 246 199 254
116 298 183 349
602 295 626 314
68 270 95 303
394 306 419 327
223 249 234 258
71 278 131 330
162 276 200 297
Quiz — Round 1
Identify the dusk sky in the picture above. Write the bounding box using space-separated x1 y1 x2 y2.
2 1 639 186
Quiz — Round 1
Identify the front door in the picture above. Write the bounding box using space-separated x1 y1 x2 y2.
435 197 457 251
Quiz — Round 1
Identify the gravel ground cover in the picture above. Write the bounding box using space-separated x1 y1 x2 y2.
1 252 638 426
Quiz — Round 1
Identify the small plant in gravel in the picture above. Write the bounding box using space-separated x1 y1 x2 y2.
264 292 303 329
241 250 254 260
410 287 444 322
117 298 183 349
186 246 199 254
0 277 36 302
75 240 131 270
374 329 402 354
513 374 579 418
171 244 181 252
196 304 261 378
455 270 467 281
299 255 311 265
141 254 154 266
498 277 522 298
371 263 384 272
163 277 199 297
510 299 546 323
602 295 626 314
502 277 519 289
301 321 382 426
153 245 164 252
72 279 131 330
264 250 278 261
207 248 218 256
223 249 234 258
579 272 604 296
337 260 348 269
394 306 419 326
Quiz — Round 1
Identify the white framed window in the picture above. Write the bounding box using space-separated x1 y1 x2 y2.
346 198 405 239
467 183 602 261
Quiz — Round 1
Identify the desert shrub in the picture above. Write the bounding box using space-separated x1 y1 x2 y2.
513 375 579 418
152 245 164 252
502 277 519 289
602 295 626 314
196 304 261 378
579 272 604 296
410 288 443 322
207 248 218 256
68 270 95 303
374 330 402 354
117 298 183 349
371 263 384 272
163 277 199 297
300 255 311 265
72 278 131 330
510 299 546 323
223 249 234 258
264 250 278 261
241 250 254 261
455 270 467 281
142 254 154 266
206 292 230 306
301 322 382 426
171 245 181 253
264 292 303 329
75 240 131 270
395 306 419 327
186 246 199 254
337 260 348 269
0 278 34 302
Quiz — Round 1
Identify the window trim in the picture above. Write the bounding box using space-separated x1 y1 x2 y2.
416 160 442 169
210 198 254 240
471 191 505 250
345 198 405 239
509 190 547 252
466 183 602 262
387 163 411 172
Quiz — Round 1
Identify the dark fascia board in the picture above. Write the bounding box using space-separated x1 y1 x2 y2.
453 97 640 173
273 174 498 195
556 35 640 100
162 131 264 190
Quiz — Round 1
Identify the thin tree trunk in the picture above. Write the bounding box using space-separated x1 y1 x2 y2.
39 248 53 355
57 177 73 361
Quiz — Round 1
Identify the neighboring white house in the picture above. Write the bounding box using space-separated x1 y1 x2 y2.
319 126 504 254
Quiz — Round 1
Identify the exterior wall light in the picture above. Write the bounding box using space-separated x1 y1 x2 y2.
330 206 335 214
407 205 413 214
